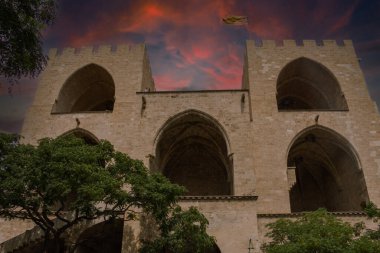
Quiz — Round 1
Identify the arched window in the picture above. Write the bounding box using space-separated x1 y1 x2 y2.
52 64 115 113
155 110 232 196
287 126 369 212
277 57 348 110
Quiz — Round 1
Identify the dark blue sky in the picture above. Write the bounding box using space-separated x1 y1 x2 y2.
1 0 379 132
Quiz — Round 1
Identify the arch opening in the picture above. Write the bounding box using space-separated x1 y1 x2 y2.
52 64 115 113
277 57 348 110
12 239 64 253
287 127 369 212
160 243 221 253
155 111 232 196
60 128 99 145
74 219 123 253
55 129 100 210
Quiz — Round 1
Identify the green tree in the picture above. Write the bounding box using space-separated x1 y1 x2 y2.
364 202 380 241
0 0 56 81
140 206 215 253
0 133 215 253
262 208 380 253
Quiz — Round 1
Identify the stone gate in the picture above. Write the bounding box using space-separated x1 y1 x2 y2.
1 40 380 252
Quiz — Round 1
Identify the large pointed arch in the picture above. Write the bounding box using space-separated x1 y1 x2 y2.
74 219 123 253
154 110 233 196
60 128 99 145
52 64 115 113
276 57 348 110
160 243 221 253
286 125 369 212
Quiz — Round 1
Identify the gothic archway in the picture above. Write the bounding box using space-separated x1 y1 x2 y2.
277 57 348 110
74 219 123 253
60 128 99 145
56 128 100 210
287 126 369 212
155 110 232 196
160 243 221 253
52 64 115 113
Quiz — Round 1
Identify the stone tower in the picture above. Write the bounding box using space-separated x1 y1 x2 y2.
1 40 380 252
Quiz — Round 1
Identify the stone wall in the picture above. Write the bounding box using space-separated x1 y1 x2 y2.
1 40 380 252
179 197 258 253
0 219 35 245
245 40 380 213
257 212 378 249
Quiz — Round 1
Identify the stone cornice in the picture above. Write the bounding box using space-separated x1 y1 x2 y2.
178 195 258 201
136 89 249 95
257 211 367 218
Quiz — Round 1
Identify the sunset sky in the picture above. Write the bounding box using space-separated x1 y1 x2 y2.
1 0 379 132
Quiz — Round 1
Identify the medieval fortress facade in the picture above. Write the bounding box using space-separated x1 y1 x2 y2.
1 40 380 252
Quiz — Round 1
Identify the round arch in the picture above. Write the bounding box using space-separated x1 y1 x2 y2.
154 110 233 196
52 63 115 113
286 125 369 212
276 57 348 110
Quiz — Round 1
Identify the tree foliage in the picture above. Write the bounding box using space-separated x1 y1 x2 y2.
0 0 56 81
141 206 215 253
364 202 380 241
262 208 380 253
0 133 215 253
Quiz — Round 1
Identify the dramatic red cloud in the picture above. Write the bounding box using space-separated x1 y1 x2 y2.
192 46 213 60
2 0 380 133
41 0 380 92
248 18 291 39
46 1 251 90
154 74 190 91
327 1 359 36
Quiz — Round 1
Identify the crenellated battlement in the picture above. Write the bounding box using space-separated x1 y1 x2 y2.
251 39 353 48
45 42 154 93
48 44 146 59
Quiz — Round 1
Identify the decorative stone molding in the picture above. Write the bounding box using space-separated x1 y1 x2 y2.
257 211 367 218
179 195 258 201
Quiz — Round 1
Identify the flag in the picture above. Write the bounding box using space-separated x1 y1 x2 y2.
222 15 248 25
